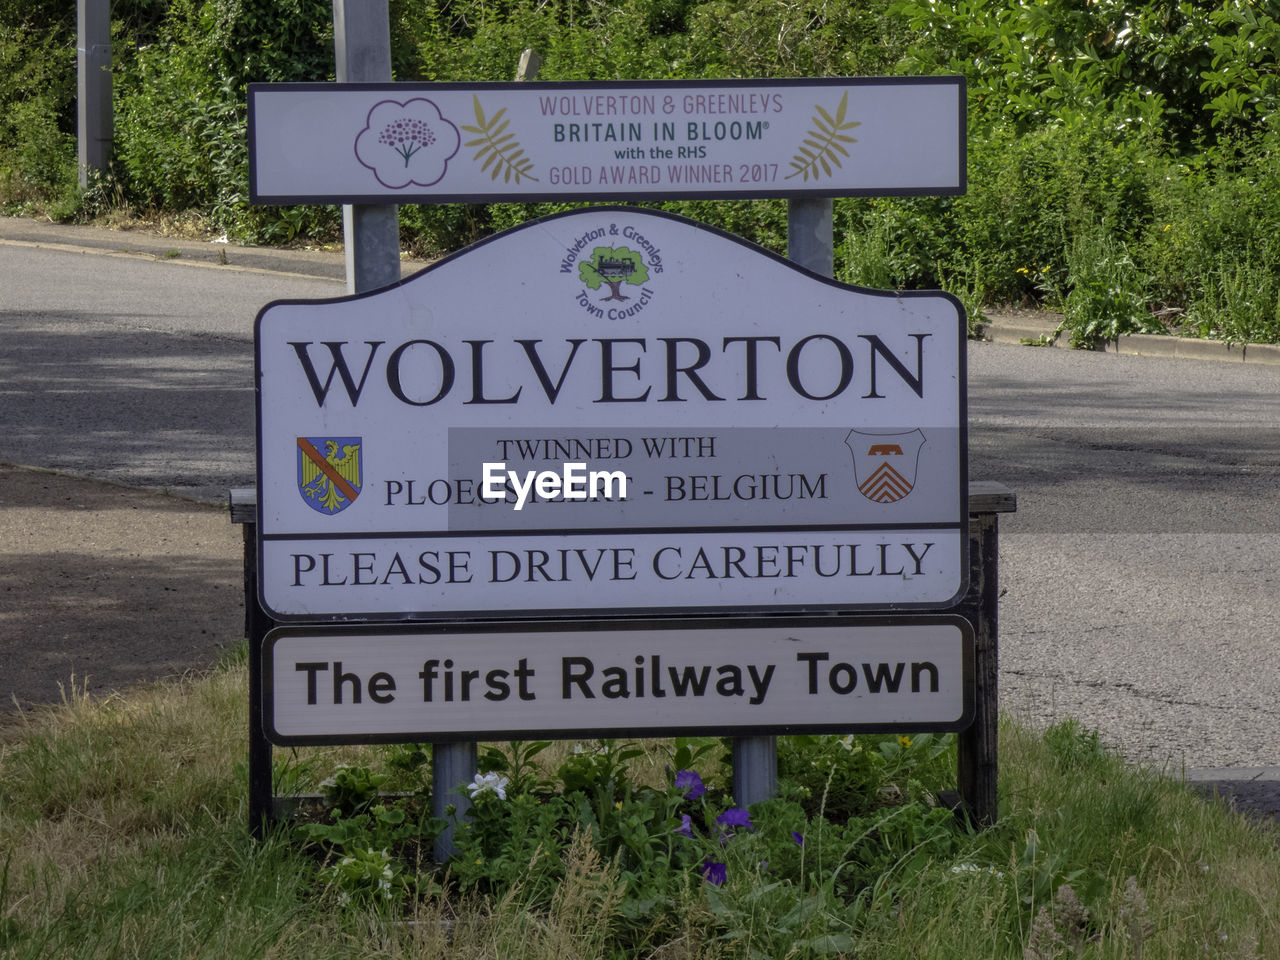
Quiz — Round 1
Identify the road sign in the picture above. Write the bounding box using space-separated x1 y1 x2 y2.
248 77 964 204
254 206 967 620
263 616 974 744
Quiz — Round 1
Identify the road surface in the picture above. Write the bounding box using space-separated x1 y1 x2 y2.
3 218 1278 772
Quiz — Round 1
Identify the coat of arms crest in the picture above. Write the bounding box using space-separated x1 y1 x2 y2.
297 436 363 514
845 429 925 504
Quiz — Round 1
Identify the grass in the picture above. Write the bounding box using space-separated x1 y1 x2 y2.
2 653 1279 959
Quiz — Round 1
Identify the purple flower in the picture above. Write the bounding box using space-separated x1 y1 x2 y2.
716 807 753 831
674 770 705 799
675 814 694 838
792 831 805 847
701 860 727 886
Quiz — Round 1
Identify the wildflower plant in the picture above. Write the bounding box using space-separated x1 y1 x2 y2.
300 733 971 947
322 844 403 908
317 763 386 817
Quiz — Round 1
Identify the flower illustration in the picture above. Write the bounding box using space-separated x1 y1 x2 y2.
377 117 436 167
355 98 460 190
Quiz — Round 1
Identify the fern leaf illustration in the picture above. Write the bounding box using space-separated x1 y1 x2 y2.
461 95 539 184
785 90 861 181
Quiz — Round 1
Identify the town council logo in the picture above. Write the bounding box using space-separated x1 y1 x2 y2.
845 429 925 503
297 436 362 514
574 243 656 320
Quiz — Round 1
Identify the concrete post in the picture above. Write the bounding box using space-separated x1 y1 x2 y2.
77 0 112 189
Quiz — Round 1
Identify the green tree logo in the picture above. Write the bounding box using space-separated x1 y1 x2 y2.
578 246 649 302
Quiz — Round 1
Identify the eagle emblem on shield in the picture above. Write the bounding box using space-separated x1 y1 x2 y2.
845 429 925 504
297 436 362 514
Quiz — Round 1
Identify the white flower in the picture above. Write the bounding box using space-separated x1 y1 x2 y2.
467 771 510 800
337 891 351 906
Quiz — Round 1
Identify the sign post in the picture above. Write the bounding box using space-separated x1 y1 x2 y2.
247 72 981 841
263 618 973 742
248 78 964 205
332 0 400 293
76 0 112 188
255 207 968 620
731 195 836 807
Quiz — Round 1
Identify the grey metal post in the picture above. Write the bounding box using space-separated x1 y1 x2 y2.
77 0 112 189
787 198 834 277
731 197 834 807
428 48 543 858
431 741 478 861
332 0 400 294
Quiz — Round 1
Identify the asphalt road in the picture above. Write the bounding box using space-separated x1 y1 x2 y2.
968 346 1280 769
3 218 1279 775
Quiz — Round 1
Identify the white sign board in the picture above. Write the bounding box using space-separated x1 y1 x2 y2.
255 207 967 620
263 617 974 744
248 77 964 203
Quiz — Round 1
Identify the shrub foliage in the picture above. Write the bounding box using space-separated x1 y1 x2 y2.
3 0 1280 342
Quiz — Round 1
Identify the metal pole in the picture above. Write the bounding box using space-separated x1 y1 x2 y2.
241 515 275 838
429 48 543 857
731 197 834 807
787 198 835 277
333 0 476 857
77 0 112 189
332 0 400 294
957 511 1001 825
431 741 477 861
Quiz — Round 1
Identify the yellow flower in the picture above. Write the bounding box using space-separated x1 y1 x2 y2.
898 735 913 749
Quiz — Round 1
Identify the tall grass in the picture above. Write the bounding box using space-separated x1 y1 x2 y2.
3 658 1279 958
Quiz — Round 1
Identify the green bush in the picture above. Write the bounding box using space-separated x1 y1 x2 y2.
112 0 338 238
0 13 76 207
6 0 1280 343
891 0 1221 146
1059 229 1155 348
